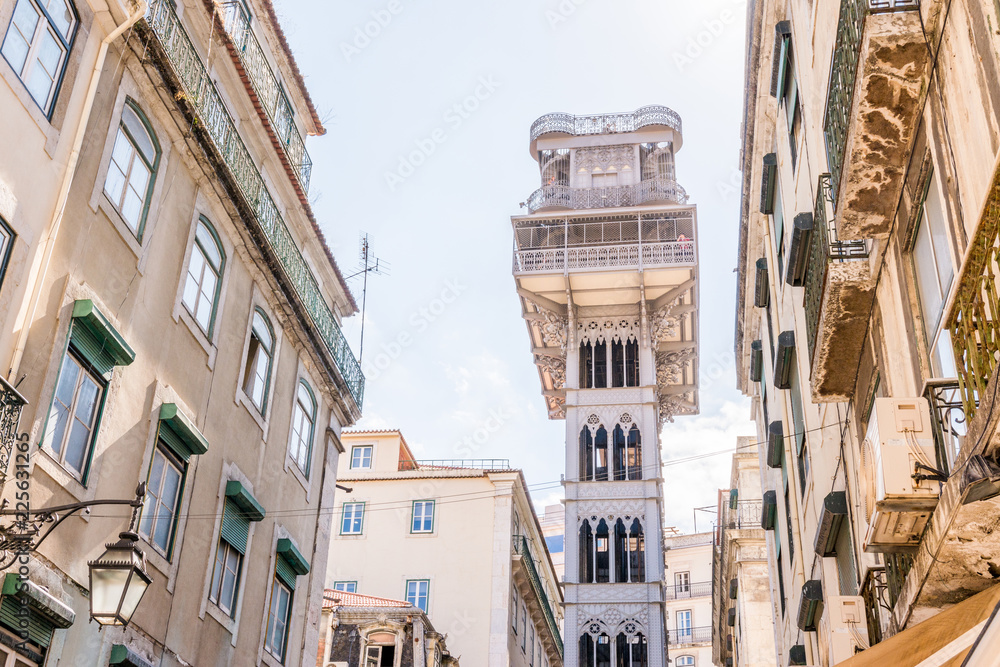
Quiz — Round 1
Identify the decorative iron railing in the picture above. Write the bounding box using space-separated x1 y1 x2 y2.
513 535 563 657
823 0 920 201
721 500 762 529
664 580 712 600
530 105 682 142
219 2 312 192
924 379 966 474
803 174 871 361
513 241 695 274
667 625 713 646
0 376 27 490
144 0 364 407
861 566 887 646
413 458 512 470
885 552 914 608
526 177 689 213
514 212 695 250
948 183 1000 421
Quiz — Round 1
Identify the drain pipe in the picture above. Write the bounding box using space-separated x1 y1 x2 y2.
7 0 149 380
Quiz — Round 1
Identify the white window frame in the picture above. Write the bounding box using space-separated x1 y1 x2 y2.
405 579 429 613
351 445 373 470
263 576 292 661
181 218 225 337
332 581 356 593
44 348 104 481
209 538 243 617
411 500 435 533
288 380 316 477
1 0 76 115
341 502 365 535
138 444 184 558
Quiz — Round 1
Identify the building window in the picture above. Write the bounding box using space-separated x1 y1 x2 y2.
612 424 643 480
411 500 435 533
138 445 184 558
579 633 613 667
288 381 315 476
405 579 429 613
332 581 356 593
242 309 274 413
579 518 613 584
263 577 292 661
545 534 564 553
511 585 518 632
676 610 692 640
610 339 640 387
613 518 645 583
676 656 694 666
0 217 14 294
45 349 104 480
591 172 618 187
341 502 365 535
521 602 527 649
365 642 396 667
103 101 160 238
772 183 785 277
529 626 535 666
209 539 242 617
580 426 609 482
182 218 225 336
910 169 956 376
351 445 373 470
1 0 76 115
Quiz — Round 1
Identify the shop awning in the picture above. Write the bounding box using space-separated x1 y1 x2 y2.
836 583 1000 667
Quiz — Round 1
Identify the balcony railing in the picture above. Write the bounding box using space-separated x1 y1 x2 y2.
924 379 966 474
948 196 1000 421
721 500 762 530
411 458 511 470
667 626 712 646
514 241 695 274
885 552 914 608
823 0 920 202
0 376 27 490
513 535 563 658
803 173 871 362
220 2 312 192
526 177 688 213
143 0 364 407
664 580 711 600
530 105 682 142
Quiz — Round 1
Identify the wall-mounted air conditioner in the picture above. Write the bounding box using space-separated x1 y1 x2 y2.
824 595 868 664
861 397 940 552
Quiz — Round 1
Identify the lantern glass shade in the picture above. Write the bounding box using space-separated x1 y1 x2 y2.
88 532 152 626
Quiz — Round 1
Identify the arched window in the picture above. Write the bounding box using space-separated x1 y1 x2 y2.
365 631 397 666
626 425 642 480
581 426 610 482
613 426 626 480
288 380 315 475
640 142 675 182
540 149 569 187
675 656 694 667
628 518 645 582
103 100 160 239
182 218 225 336
581 519 611 584
609 339 640 388
1 0 77 115
615 633 648 667
579 520 593 584
243 309 274 412
613 519 645 583
580 427 593 481
579 341 609 389
579 633 612 667
594 427 608 481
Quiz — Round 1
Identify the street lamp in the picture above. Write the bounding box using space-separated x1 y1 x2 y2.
88 529 152 626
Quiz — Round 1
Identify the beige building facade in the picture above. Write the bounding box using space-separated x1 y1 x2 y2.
328 430 564 667
0 0 363 665
663 532 714 667
736 0 1000 664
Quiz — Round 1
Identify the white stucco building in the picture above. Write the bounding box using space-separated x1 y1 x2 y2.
664 532 715 667
510 106 700 666
326 430 564 667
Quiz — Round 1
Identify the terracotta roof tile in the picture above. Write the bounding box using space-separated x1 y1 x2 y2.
323 590 413 609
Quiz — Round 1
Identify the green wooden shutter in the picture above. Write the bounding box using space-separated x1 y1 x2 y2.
69 322 118 377
0 595 56 647
275 557 297 590
69 300 135 376
220 499 250 554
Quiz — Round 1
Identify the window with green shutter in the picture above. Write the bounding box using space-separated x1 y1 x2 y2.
209 483 264 617
0 574 74 657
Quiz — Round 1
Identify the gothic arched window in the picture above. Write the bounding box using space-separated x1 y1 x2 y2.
579 632 612 667
613 519 645 583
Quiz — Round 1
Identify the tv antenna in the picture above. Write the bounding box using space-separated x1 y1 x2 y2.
347 233 389 363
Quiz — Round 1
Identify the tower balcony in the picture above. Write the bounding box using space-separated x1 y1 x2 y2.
529 105 683 153
823 0 930 239
799 174 875 402
525 177 689 214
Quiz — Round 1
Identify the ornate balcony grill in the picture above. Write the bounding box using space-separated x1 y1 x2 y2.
861 566 887 646
219 2 312 192
664 580 712 600
924 379 966 474
667 625 713 645
526 177 689 213
513 212 696 274
803 174 871 362
513 535 563 658
721 500 763 529
823 0 920 202
0 376 26 490
948 183 1000 421
143 0 364 407
885 552 914 608
530 105 682 142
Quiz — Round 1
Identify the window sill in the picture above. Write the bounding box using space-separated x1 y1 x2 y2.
174 306 218 369
33 447 92 505
236 389 269 437
97 196 145 264
283 455 312 500
206 601 238 646
338 533 365 539
259 649 284 667
407 532 437 538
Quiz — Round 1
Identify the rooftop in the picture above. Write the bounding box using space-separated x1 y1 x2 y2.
323 590 413 610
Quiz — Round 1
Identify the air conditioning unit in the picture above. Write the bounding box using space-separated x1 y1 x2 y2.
824 595 868 664
860 397 940 552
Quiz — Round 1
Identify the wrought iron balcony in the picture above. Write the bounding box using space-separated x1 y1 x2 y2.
948 201 1000 422
219 2 312 192
802 174 874 401
823 0 926 239
924 379 966 474
667 625 712 646
530 105 682 143
526 177 688 213
0 376 27 490
513 535 563 658
143 0 364 407
512 212 695 274
664 580 712 600
720 500 762 530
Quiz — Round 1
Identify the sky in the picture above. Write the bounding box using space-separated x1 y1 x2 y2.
271 0 756 534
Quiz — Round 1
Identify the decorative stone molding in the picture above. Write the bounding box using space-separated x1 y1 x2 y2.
575 144 636 173
526 298 568 351
578 604 649 637
536 353 566 389
575 481 648 499
579 405 644 435
576 500 646 524
575 388 645 406
657 394 694 425
649 300 680 344
547 395 566 419
578 318 640 346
